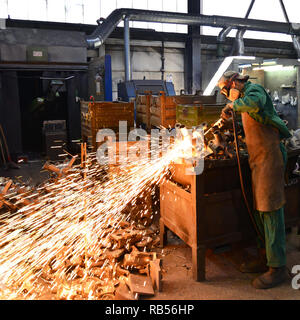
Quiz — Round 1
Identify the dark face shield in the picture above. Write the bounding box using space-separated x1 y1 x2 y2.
220 85 240 101
220 86 229 97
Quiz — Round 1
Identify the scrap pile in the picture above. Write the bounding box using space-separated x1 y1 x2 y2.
1 135 197 300
0 178 38 211
32 219 161 300
0 157 162 300
0 127 206 300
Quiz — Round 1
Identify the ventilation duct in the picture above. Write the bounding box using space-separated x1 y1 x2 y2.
86 8 300 49
217 0 255 58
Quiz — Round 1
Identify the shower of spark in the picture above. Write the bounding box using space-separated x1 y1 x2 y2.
0 127 206 299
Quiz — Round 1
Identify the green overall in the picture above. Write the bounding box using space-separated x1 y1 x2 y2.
233 81 291 267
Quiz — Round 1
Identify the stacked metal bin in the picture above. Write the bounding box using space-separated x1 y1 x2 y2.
80 100 134 151
136 91 220 130
136 91 176 130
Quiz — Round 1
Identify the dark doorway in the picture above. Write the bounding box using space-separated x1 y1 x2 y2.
18 71 68 154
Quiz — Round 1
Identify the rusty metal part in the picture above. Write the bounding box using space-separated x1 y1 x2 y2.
43 155 77 178
123 248 155 270
110 229 144 249
0 180 16 210
128 274 154 296
115 283 138 300
81 142 87 179
149 259 162 292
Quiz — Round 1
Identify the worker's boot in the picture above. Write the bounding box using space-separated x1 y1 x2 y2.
239 248 268 273
252 266 287 289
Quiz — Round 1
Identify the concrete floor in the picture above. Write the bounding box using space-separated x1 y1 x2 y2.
0 159 50 187
1 161 300 300
150 231 300 300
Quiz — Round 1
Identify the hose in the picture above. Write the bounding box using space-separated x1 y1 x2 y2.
0 125 11 162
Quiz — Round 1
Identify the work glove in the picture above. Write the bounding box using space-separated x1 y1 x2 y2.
221 103 233 120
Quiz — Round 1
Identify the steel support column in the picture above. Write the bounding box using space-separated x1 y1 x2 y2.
185 0 202 94
297 66 300 128
124 16 131 82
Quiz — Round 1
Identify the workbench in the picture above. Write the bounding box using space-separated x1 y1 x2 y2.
159 149 300 281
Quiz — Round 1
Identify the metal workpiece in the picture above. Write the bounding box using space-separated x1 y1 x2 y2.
86 8 300 49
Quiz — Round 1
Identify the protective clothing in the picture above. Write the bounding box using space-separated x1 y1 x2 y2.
233 81 290 212
241 112 285 212
231 80 290 274
254 207 287 267
252 266 287 289
218 71 249 99
223 70 250 81
254 142 287 268
233 81 291 140
218 71 249 90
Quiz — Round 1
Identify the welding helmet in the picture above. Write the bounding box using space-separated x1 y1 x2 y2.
218 71 249 101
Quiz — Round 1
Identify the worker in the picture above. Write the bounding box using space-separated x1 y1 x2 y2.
217 71 291 289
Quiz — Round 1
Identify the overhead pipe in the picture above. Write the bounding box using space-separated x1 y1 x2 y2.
216 27 234 58
233 29 246 56
232 0 256 57
292 35 300 61
217 0 255 57
86 8 300 49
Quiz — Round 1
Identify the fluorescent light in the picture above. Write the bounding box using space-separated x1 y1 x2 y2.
253 65 295 71
239 63 252 69
203 55 255 96
262 60 277 66
232 55 256 60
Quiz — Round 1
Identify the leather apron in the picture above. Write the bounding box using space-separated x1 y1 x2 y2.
241 112 286 212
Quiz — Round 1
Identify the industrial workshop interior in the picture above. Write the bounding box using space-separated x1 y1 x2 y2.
0 0 300 304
